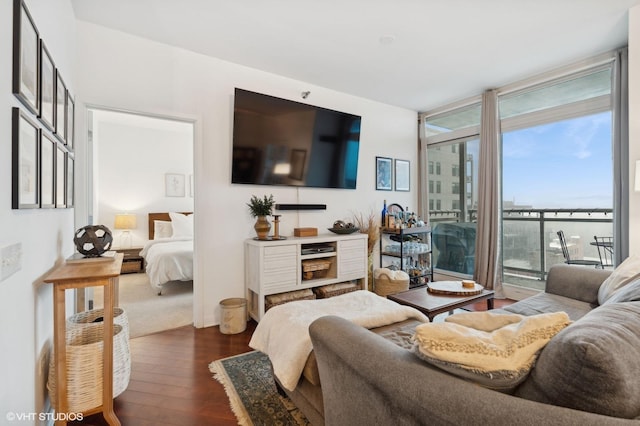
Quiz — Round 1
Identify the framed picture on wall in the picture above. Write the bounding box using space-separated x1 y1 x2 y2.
55 143 66 208
165 173 186 197
66 93 75 150
12 108 40 209
39 41 55 131
12 0 39 115
54 70 66 143
40 132 56 208
394 159 410 192
376 156 392 191
66 154 74 208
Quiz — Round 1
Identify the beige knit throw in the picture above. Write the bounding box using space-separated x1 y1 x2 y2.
412 311 571 372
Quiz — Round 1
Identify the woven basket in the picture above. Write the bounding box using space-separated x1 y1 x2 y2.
265 288 316 311
67 307 130 340
313 282 360 299
301 259 332 280
374 272 409 297
48 320 131 413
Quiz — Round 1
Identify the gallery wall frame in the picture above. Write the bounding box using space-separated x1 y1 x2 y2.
54 69 66 144
40 132 56 208
394 159 410 192
12 107 40 209
66 93 75 150
66 154 74 207
39 40 55 131
375 156 392 191
12 0 39 115
55 143 66 208
165 173 186 197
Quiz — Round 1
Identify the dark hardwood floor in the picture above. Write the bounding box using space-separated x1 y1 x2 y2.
73 298 513 426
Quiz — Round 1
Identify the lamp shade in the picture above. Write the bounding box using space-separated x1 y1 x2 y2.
114 214 137 230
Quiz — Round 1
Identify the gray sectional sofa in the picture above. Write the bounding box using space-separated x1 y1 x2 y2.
307 264 640 425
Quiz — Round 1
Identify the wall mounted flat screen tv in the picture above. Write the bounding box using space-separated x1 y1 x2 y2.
231 88 361 189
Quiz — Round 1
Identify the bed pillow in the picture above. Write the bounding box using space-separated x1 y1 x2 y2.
169 212 193 238
597 254 640 304
153 220 173 239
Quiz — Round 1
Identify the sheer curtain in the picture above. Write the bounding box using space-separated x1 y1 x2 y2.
613 47 629 265
473 90 504 297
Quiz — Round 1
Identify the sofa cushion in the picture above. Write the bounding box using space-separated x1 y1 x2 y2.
597 254 640 304
501 292 594 321
412 311 570 393
515 302 640 418
603 278 640 304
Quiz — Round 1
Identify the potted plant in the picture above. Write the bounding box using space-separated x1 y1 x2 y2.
247 194 275 239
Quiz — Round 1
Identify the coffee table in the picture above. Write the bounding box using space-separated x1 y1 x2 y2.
387 286 495 321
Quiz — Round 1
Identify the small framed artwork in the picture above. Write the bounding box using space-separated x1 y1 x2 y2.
66 92 75 150
288 149 306 180
66 154 74 207
54 70 66 143
12 0 39 115
39 40 55 131
55 143 66 208
12 108 40 209
375 156 392 191
394 159 410 192
40 132 56 208
165 173 185 197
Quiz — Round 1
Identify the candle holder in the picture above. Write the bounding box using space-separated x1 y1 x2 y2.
272 215 281 239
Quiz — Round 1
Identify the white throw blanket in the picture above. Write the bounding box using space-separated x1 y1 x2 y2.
412 311 571 372
249 290 427 391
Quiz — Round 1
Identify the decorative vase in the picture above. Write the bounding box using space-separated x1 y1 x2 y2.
254 216 271 240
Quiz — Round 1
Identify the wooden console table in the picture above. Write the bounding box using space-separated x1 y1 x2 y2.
43 253 123 426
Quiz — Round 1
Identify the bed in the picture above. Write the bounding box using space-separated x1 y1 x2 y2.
140 212 194 294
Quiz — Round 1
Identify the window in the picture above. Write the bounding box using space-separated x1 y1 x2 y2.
499 66 613 290
428 161 434 174
429 180 434 193
436 162 441 175
425 137 479 276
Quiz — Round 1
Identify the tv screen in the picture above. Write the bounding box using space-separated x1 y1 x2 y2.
231 88 361 189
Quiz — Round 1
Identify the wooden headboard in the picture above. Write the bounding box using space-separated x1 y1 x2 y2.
148 212 192 240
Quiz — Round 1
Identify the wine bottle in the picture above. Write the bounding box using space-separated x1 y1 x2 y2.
381 200 387 228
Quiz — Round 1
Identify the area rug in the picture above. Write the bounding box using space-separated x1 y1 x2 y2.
93 273 193 338
209 351 310 426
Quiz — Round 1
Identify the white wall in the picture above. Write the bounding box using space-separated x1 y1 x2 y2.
629 5 640 256
0 0 76 421
75 22 419 328
93 109 194 246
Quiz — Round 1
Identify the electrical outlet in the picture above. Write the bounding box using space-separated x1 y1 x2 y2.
1 243 22 282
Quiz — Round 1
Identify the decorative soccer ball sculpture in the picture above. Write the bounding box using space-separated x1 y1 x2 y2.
74 225 113 257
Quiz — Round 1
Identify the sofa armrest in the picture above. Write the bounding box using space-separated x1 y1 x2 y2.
309 316 633 426
545 264 611 304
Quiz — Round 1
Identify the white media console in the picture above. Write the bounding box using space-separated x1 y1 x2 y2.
245 233 368 321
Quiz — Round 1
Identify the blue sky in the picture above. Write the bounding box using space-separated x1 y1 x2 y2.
501 111 613 209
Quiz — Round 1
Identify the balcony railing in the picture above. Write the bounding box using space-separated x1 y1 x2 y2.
429 208 613 290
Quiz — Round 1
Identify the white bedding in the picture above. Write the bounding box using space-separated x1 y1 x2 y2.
140 237 193 291
249 290 428 391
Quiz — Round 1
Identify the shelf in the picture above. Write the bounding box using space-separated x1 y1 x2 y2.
301 252 338 260
381 225 431 235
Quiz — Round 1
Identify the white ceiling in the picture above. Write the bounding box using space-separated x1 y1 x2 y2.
70 0 639 112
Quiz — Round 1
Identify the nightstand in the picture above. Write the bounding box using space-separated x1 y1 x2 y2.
114 247 145 274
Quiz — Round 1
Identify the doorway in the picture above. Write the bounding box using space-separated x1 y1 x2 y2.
87 107 196 338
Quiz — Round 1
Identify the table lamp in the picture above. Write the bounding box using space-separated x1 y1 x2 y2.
114 213 137 248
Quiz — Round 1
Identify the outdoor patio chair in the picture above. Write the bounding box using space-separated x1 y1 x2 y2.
556 230 602 268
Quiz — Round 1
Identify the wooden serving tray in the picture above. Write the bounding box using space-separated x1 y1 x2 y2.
427 280 484 296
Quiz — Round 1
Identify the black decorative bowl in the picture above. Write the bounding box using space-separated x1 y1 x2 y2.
328 227 360 235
